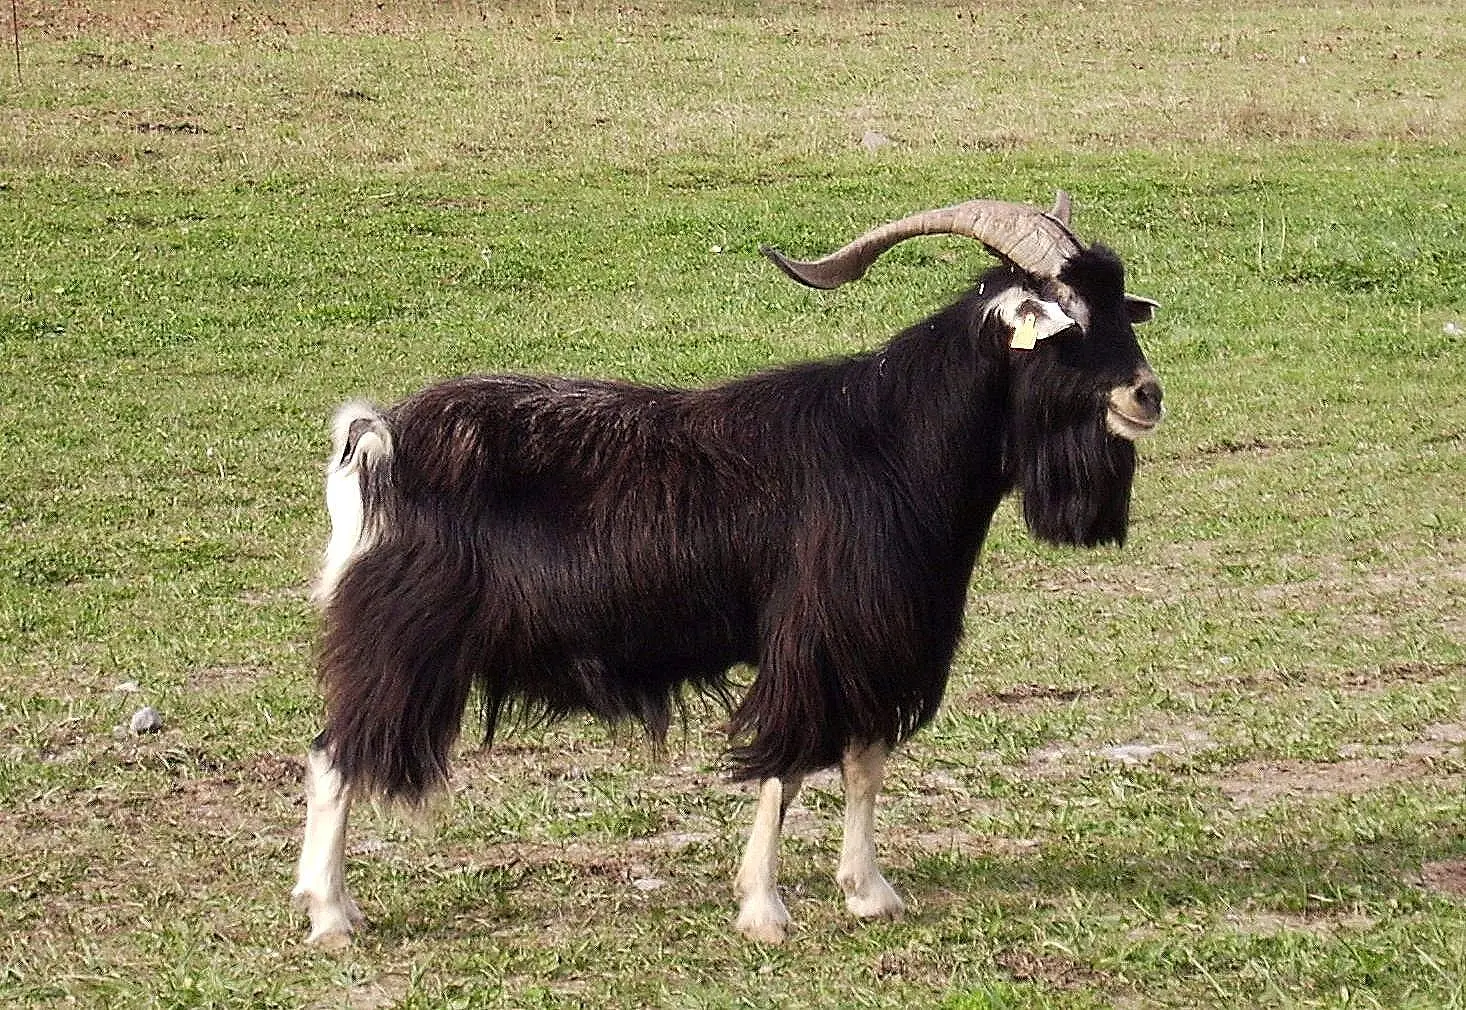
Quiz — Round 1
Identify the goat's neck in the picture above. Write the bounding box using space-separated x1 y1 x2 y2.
866 308 1013 540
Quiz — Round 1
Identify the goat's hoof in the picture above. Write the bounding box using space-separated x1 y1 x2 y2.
736 915 791 945
843 879 905 920
295 889 365 948
305 926 355 951
735 897 792 944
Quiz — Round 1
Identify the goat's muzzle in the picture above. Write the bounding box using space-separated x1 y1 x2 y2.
1106 369 1164 441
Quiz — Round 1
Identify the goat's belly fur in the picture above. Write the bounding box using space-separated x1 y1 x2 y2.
319 522 755 800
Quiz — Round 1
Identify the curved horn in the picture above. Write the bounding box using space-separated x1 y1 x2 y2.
762 191 1082 290
1048 189 1072 226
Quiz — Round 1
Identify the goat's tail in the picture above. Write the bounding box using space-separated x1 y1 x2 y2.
312 401 393 609
312 400 476 802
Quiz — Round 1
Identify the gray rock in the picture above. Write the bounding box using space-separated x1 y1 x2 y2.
130 706 164 735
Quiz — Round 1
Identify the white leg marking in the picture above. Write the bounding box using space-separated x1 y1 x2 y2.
836 742 905 920
734 775 803 944
291 746 363 948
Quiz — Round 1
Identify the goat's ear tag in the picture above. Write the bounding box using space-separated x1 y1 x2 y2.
1010 314 1040 350
994 290 1076 349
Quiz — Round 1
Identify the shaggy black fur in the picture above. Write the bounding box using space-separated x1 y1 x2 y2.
315 245 1157 798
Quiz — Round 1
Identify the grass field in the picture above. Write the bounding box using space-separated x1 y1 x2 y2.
2 2 1464 1007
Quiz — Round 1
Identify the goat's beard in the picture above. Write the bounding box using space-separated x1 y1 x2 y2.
1010 413 1137 548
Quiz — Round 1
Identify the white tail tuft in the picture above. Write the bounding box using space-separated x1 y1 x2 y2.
313 402 391 608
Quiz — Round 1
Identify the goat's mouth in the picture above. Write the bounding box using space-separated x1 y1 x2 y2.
1105 375 1163 441
1105 404 1161 441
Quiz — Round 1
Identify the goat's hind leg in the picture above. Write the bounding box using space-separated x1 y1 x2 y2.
734 775 804 944
836 742 905 920
291 735 364 948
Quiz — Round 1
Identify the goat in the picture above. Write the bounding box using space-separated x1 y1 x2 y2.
292 193 1164 947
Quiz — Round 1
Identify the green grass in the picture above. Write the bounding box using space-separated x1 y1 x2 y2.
2 3 1465 1008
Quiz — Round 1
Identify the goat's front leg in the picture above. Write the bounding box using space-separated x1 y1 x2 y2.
734 774 804 943
291 737 364 948
836 741 905 920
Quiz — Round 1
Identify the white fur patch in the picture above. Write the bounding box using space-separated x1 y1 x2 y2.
734 776 804 944
312 402 389 608
315 466 365 607
988 288 1078 348
292 746 363 946
836 743 905 920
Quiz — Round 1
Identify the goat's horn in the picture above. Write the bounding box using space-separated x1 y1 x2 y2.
762 192 1082 290
1048 190 1072 226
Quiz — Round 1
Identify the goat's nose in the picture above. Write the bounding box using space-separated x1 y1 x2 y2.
1105 369 1164 440
1130 374 1163 419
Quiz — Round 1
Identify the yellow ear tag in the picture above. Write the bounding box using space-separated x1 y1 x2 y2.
1010 313 1039 350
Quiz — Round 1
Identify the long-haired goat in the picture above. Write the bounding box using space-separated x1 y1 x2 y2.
293 193 1164 946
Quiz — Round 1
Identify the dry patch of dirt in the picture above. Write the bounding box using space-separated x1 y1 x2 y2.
1223 907 1376 936
0 750 307 949
973 682 1098 714
1216 752 1459 809
1420 859 1466 899
455 839 658 882
994 948 1111 990
1215 717 1465 809
870 946 960 987
1337 661 1466 691
1022 724 1216 779
1250 556 1466 634
1165 437 1309 472
5 749 301 849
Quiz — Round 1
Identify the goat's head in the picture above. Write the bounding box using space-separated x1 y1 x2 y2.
763 192 1162 547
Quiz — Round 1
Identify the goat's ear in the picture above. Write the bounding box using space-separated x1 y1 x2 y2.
989 288 1077 350
1125 294 1160 325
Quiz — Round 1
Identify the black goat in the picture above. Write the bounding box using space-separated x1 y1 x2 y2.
292 194 1164 946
